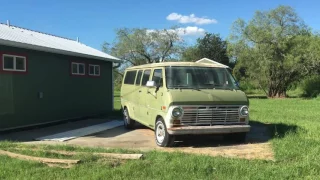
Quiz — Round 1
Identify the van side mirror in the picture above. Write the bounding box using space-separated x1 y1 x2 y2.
146 80 157 87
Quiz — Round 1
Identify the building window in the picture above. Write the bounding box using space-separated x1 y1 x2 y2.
89 64 100 76
2 54 27 72
71 62 85 75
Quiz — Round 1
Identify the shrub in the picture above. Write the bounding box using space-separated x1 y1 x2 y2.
301 75 320 98
238 79 257 91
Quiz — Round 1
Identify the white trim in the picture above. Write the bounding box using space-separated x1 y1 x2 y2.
2 54 27 72
71 62 85 75
88 64 100 76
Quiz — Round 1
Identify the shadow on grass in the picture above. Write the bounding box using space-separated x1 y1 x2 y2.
257 121 300 138
247 95 268 99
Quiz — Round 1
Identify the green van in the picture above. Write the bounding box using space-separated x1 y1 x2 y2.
120 62 250 147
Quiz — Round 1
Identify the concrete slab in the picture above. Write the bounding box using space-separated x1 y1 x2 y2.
0 118 112 142
1 120 274 161
35 120 123 142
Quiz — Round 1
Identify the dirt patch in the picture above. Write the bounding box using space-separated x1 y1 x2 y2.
161 142 274 161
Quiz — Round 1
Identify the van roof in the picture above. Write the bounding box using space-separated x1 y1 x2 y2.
126 61 229 70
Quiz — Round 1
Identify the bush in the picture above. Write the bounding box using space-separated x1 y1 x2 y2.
238 79 258 91
301 75 320 98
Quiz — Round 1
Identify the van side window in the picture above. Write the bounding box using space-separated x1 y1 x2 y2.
135 70 143 85
124 70 137 85
141 69 151 86
152 69 163 87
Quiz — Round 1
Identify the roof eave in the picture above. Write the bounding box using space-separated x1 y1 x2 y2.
0 39 121 63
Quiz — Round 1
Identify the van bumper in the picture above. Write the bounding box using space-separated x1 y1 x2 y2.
167 125 251 135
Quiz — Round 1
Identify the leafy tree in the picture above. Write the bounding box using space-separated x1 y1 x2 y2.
228 5 319 98
105 27 184 66
182 33 231 67
102 27 185 88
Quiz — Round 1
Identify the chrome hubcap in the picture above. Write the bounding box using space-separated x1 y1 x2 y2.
156 123 165 143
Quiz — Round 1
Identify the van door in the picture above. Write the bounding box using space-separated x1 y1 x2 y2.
138 69 151 126
132 70 143 120
146 68 165 127
121 70 138 119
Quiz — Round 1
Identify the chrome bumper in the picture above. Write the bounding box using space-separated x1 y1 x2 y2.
167 125 251 135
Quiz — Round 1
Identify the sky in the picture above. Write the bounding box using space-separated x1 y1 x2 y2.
0 0 319 51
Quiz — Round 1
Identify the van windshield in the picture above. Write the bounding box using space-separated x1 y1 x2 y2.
165 66 239 90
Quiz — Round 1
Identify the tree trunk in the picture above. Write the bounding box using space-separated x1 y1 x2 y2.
268 85 287 98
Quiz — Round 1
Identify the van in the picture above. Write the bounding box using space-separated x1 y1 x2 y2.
120 62 250 147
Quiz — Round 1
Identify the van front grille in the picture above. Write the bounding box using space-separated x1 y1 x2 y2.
181 106 240 126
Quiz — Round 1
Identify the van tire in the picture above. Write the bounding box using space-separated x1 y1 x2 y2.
224 132 247 143
155 118 175 147
123 107 135 129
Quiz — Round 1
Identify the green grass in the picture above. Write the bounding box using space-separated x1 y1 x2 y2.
114 91 121 110
1 97 320 179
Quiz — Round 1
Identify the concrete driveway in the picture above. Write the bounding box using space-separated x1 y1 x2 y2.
0 118 274 161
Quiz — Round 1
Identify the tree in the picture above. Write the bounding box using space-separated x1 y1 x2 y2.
227 5 318 98
102 27 185 88
106 27 184 66
182 33 231 67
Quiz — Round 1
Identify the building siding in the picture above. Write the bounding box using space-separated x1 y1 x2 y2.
0 45 113 130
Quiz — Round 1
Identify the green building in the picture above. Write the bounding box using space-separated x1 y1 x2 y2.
0 22 120 131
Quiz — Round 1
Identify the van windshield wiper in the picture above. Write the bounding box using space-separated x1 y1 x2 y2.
201 83 234 91
171 85 201 91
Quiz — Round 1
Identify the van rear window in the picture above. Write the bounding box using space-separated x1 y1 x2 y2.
141 70 151 86
124 70 137 84
135 70 143 85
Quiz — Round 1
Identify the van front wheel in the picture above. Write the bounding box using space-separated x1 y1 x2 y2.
155 118 175 147
123 107 135 129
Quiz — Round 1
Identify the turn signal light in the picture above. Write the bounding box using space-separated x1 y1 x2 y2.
240 118 246 122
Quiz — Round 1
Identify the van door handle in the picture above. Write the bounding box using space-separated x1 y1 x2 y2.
139 90 142 93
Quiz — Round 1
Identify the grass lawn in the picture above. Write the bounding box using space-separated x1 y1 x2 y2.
114 91 121 110
0 96 319 179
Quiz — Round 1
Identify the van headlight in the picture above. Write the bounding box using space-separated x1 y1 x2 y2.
240 106 249 116
172 107 183 118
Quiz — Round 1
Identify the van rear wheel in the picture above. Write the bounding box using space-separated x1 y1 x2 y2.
155 118 175 147
123 107 135 129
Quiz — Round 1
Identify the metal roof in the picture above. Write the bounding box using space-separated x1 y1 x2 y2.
0 23 120 62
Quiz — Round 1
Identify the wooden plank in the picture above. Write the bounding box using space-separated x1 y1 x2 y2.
48 150 144 160
13 148 143 160
0 150 80 164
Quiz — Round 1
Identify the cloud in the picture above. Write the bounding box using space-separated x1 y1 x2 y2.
147 26 206 37
167 13 217 25
175 26 206 36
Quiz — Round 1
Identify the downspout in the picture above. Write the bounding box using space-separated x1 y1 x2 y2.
111 63 114 111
